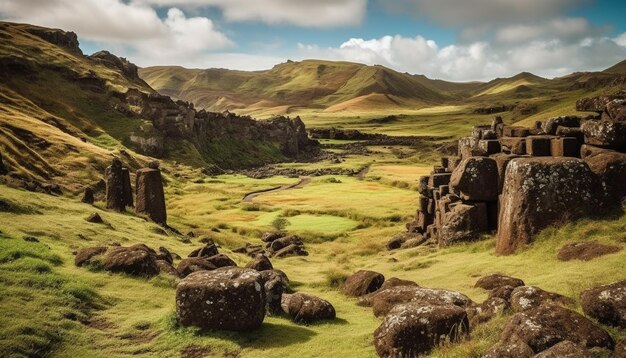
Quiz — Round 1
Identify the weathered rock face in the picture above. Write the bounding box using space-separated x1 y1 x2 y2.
498 304 614 354
582 120 626 148
175 267 265 331
580 280 626 329
576 92 626 112
342 270 385 297
105 158 128 212
89 50 140 80
449 157 499 201
474 274 524 290
23 25 82 54
496 158 605 255
135 167 166 224
102 244 160 277
259 270 290 315
438 202 489 245
584 151 626 203
509 286 574 312
373 303 469 358
370 286 473 317
281 293 336 324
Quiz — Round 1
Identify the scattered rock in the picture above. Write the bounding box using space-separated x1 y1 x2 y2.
358 278 419 307
268 235 303 252
260 269 290 315
557 241 621 261
534 340 604 358
176 257 217 277
261 231 286 243
483 341 534 358
281 293 336 324
157 246 174 264
102 244 160 277
85 212 104 223
498 304 614 353
488 285 516 302
510 286 574 312
74 246 107 267
580 279 626 329
370 286 473 317
156 260 179 277
373 303 469 357
206 254 237 268
272 244 308 258
245 255 273 271
468 296 508 325
342 270 385 297
475 274 525 290
175 267 265 331
188 242 219 258
82 187 94 204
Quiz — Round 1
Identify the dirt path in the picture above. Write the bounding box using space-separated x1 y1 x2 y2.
356 165 371 180
242 177 311 202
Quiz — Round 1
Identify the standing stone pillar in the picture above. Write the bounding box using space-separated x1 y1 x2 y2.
82 187 94 204
135 162 166 224
121 168 133 208
105 158 126 211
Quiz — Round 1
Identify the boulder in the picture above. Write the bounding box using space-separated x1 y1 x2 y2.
496 158 605 255
156 260 179 277
557 241 621 261
491 153 521 193
373 303 469 357
176 257 217 277
576 93 626 112
342 270 385 297
483 341 534 358
503 126 531 137
268 235 303 252
468 296 508 325
449 157 499 201
582 120 626 148
188 242 219 258
81 187 94 204
245 255 273 271
102 244 159 276
606 99 626 121
475 274 525 290
105 158 127 212
157 246 175 264
584 151 626 204
85 212 104 223
580 280 626 329
556 126 584 143
499 304 614 353
74 246 107 267
261 231 285 243
534 340 606 358
542 116 581 135
509 286 574 312
438 202 489 246
206 254 237 268
135 167 166 224
400 235 427 248
259 269 290 315
580 144 615 159
499 137 527 155
175 267 265 331
386 234 408 250
489 285 516 302
358 278 419 307
272 244 308 258
525 135 553 156
281 293 336 324
458 137 479 159
370 285 473 317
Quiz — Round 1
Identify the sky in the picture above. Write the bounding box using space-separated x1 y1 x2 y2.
1 0 626 82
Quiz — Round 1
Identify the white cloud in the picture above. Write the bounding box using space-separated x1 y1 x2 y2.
494 17 595 44
296 33 626 81
135 0 367 27
615 32 626 47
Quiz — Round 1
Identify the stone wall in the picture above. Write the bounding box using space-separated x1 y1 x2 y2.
407 90 626 255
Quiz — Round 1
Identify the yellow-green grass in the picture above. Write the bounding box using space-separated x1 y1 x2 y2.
2 182 626 357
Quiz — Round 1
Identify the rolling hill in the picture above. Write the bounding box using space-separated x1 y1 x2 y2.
140 59 626 116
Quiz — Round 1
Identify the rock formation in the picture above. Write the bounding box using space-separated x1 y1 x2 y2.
135 164 166 224
105 158 132 212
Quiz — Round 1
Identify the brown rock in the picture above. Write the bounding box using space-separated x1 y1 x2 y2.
488 285 516 301
105 158 127 212
615 339 626 358
503 126 531 137
550 137 580 157
156 259 179 277
580 144 615 159
176 257 217 277
370 285 473 317
175 267 265 331
580 280 626 329
260 269 290 315
534 340 600 358
281 293 336 324
102 244 159 276
576 93 626 112
606 99 626 121
557 241 621 261
135 167 166 224
468 296 508 325
525 135 553 156
261 231 285 243
475 274 525 290
121 168 133 208
483 341 534 358
206 254 237 268
358 278 419 307
584 151 626 203
510 286 574 312
188 242 219 258
245 255 273 271
439 202 489 246
496 158 605 255
85 212 104 223
400 235 427 249
272 244 308 258
268 235 303 252
499 304 614 353
373 303 469 357
542 116 581 135
500 137 527 155
386 233 408 250
81 187 94 204
342 270 385 297
582 120 626 148
449 157 499 201
75 246 107 267
491 153 521 193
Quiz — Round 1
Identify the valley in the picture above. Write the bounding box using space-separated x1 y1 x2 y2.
1 20 626 358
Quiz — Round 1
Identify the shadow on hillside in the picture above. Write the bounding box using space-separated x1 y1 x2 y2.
195 321 316 348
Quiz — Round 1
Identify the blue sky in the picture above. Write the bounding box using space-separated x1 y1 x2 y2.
2 0 626 81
